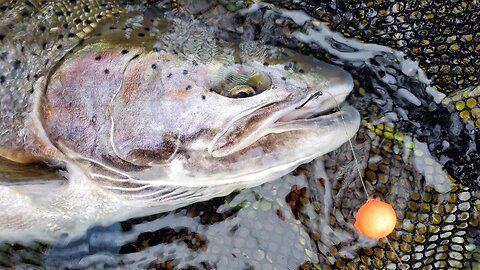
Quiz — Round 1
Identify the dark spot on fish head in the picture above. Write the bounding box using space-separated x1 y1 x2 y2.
0 34 4 41
13 60 21 70
39 25 46 32
186 85 192 90
104 69 109 74
153 47 160 52
0 52 8 61
95 55 102 61
167 73 172 78
201 95 206 100
192 60 198 66
0 76 5 84
138 33 145 37
151 64 157 69
182 69 188 75
121 49 129 54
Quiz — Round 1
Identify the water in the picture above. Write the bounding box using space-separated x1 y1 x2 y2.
1 3 479 269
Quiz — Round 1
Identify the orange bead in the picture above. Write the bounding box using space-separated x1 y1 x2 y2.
354 199 397 239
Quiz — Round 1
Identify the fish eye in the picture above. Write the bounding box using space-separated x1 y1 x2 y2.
229 85 256 98
211 69 272 99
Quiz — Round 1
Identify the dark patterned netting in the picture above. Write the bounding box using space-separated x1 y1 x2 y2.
0 1 479 269
264 0 480 188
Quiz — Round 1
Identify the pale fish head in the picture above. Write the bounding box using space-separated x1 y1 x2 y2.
40 42 360 201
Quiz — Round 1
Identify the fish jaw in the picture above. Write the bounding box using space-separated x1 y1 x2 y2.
166 105 360 185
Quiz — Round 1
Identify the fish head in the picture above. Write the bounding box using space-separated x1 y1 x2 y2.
41 44 359 186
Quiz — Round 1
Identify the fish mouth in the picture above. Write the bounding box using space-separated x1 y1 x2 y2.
209 76 358 157
270 102 357 133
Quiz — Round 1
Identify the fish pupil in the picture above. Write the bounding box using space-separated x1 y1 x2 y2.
235 91 251 98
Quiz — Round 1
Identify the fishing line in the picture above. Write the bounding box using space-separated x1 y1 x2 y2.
320 90 370 198
321 90 407 269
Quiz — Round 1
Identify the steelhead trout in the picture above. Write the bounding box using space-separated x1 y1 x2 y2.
0 1 359 239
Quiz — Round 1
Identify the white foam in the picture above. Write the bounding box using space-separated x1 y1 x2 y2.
274 7 446 103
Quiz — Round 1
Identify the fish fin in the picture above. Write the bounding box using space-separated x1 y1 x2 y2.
0 156 62 185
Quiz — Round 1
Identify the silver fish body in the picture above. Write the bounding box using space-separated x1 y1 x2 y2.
0 2 359 240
